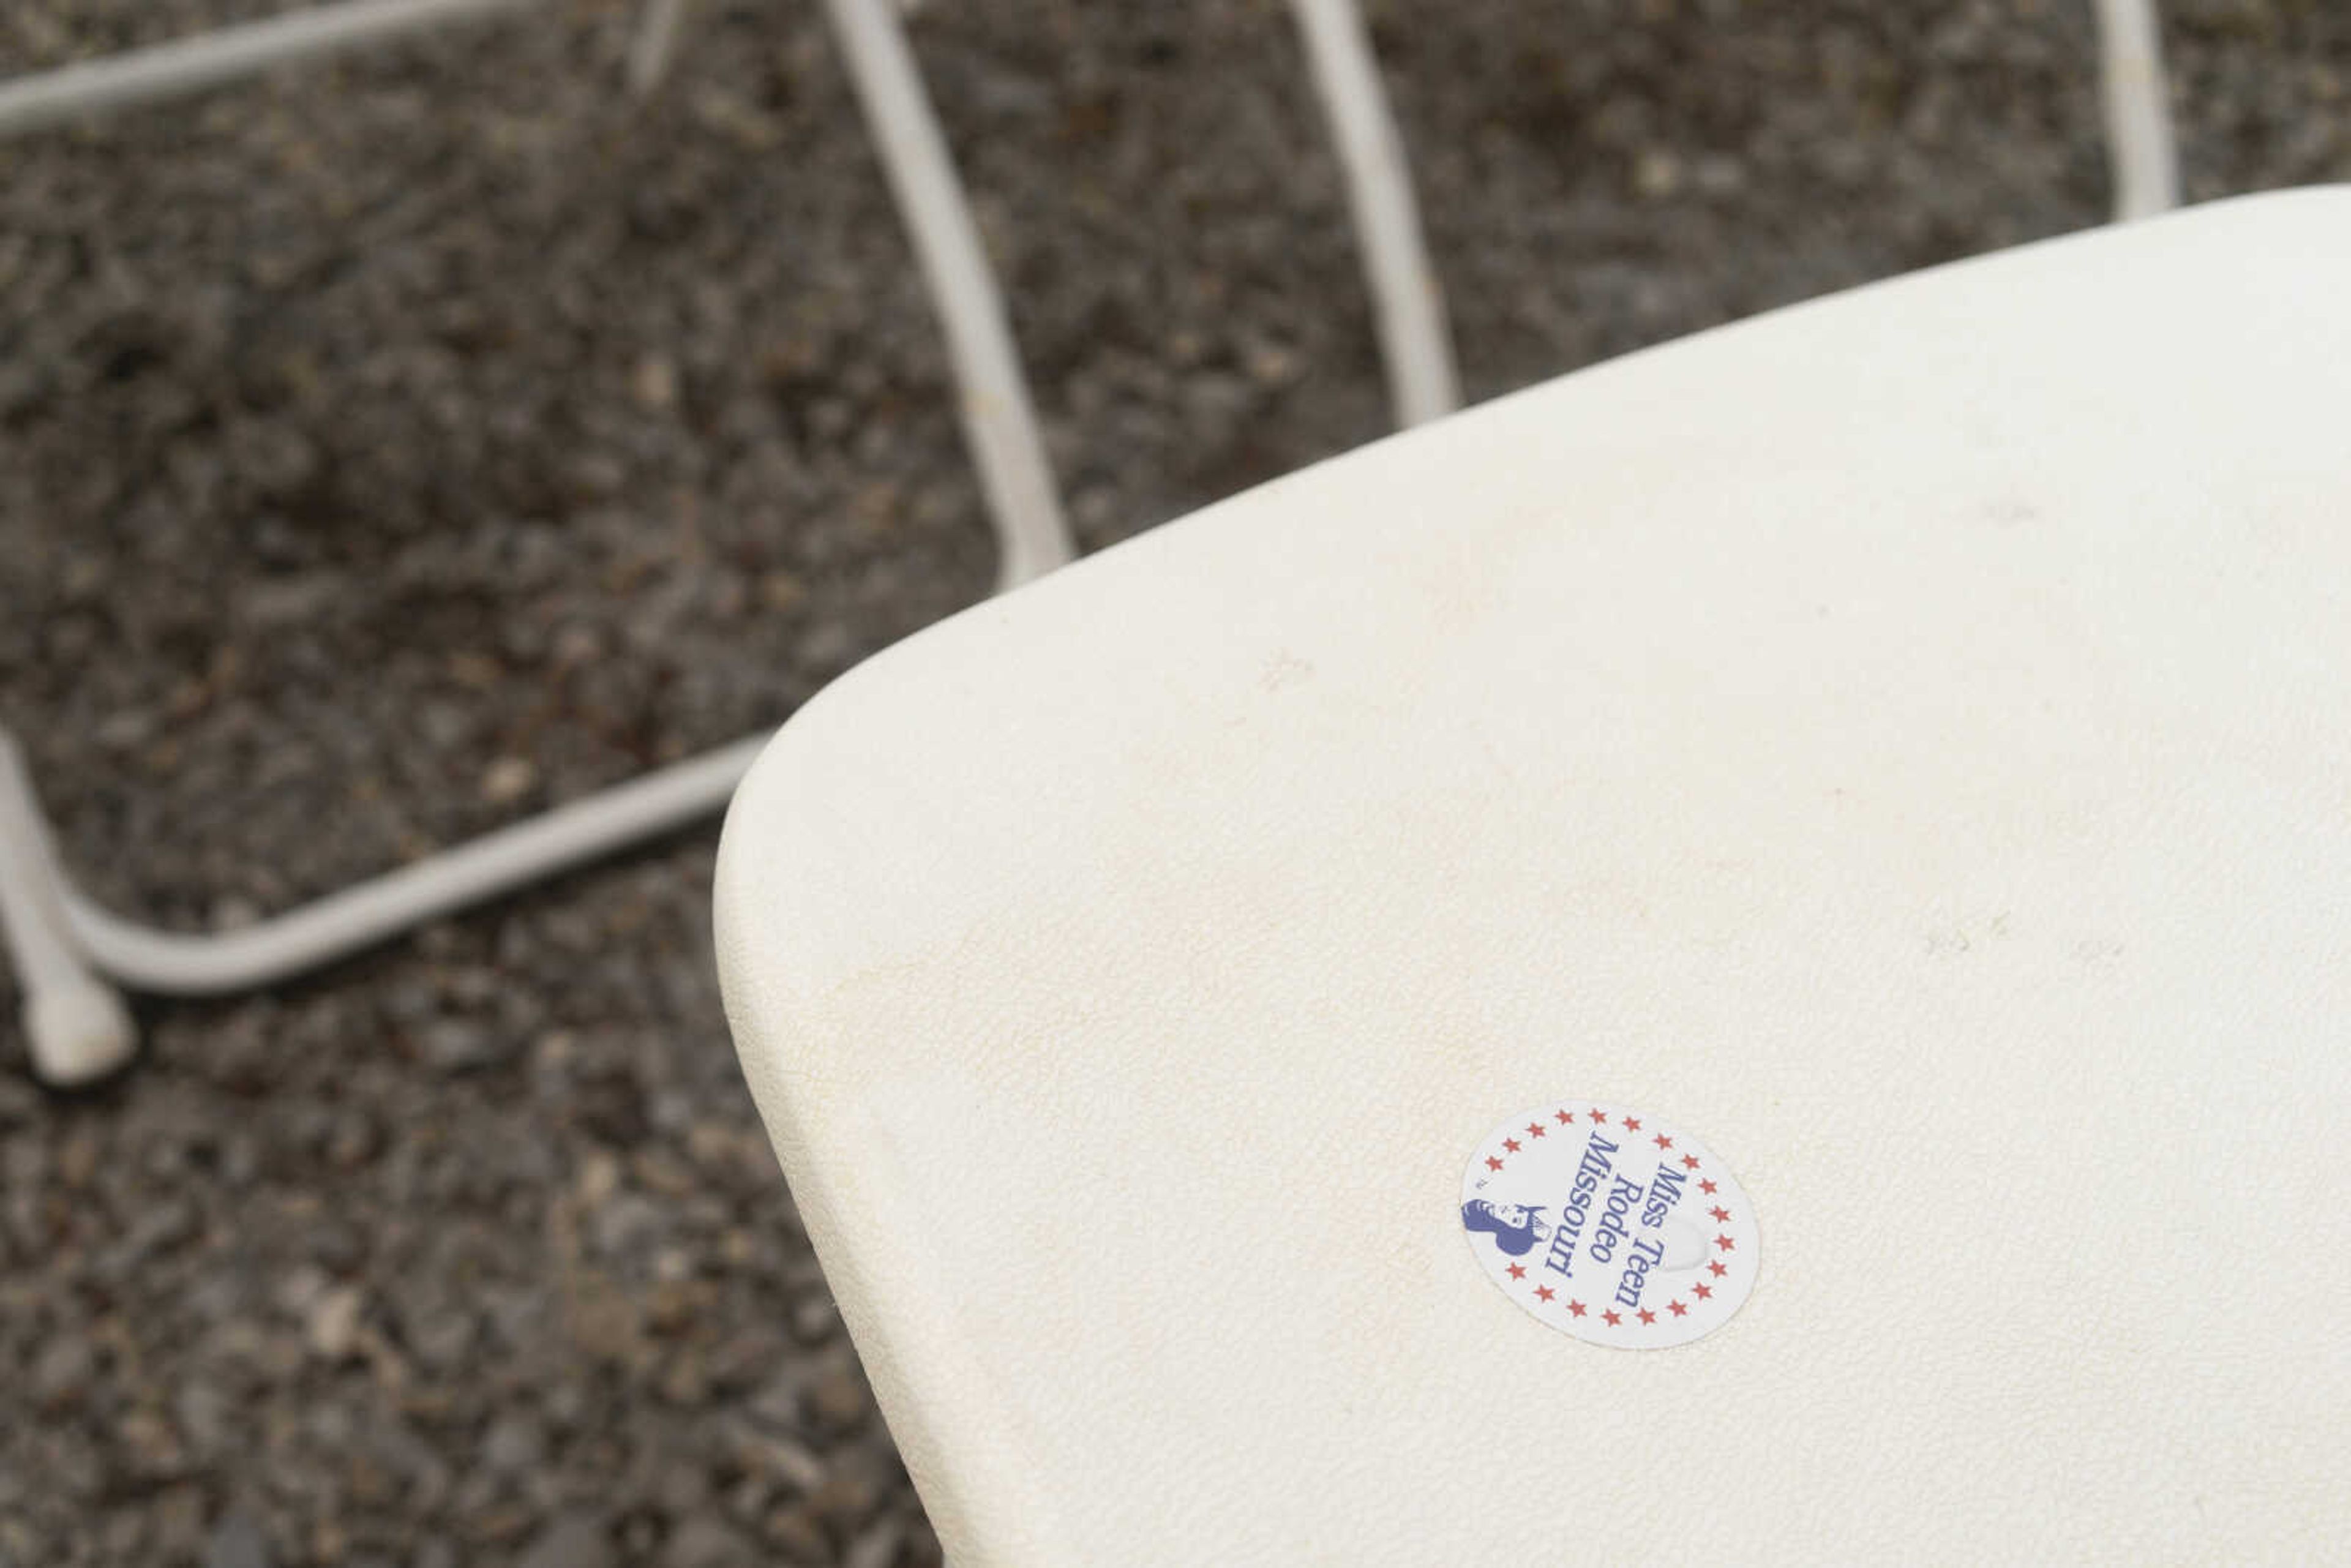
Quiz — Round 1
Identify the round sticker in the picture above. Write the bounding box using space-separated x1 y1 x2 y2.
1460 1101 1758 1349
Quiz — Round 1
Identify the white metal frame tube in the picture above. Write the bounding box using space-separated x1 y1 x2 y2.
1288 0 1461 427
0 0 1478 1083
626 0 694 98
0 0 536 140
54 733 770 998
823 0 1076 591
0 0 1086 1084
0 721 771 1079
0 732 137 1084
2094 0 2181 220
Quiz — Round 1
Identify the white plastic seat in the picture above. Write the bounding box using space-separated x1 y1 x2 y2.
714 189 2351 1566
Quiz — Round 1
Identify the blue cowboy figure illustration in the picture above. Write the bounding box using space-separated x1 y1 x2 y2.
1461 1198 1550 1258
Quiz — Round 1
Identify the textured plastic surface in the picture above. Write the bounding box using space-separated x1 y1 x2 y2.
716 190 2351 1566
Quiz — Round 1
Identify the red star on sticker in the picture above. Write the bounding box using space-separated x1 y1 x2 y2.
1567 1300 1588 1318
1692 1282 1713 1299
1681 1153 1701 1170
1602 1310 1622 1326
1637 1308 1657 1325
1505 1264 1526 1280
1709 1206 1731 1223
1652 1133 1674 1150
1554 1109 1575 1125
1668 1299 1689 1317
1588 1109 1608 1123
1621 1117 1642 1131
1526 1122 1546 1139
1708 1260 1728 1277
1485 1157 1504 1171
1503 1138 1521 1153
1698 1179 1718 1195
1535 1286 1555 1303
1714 1234 1735 1252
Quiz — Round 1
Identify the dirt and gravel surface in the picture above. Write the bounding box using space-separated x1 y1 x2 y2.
1 1 2344 1562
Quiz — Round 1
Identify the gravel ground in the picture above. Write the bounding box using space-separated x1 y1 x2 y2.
1 1 2345 1562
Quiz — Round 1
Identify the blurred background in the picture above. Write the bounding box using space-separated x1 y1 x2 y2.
1 1 2344 1562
